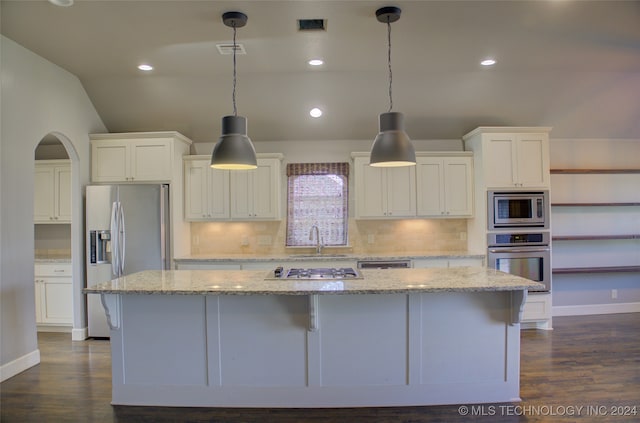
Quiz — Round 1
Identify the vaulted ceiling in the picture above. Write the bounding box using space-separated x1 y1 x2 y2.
2 0 639 143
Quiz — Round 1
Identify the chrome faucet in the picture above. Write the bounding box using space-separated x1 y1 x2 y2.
309 225 324 255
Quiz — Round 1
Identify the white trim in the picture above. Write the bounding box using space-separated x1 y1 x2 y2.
0 349 40 382
37 324 72 333
553 302 640 317
521 320 553 331
72 327 88 341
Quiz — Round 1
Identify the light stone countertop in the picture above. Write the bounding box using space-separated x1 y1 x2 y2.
174 251 484 263
83 267 543 295
35 258 72 264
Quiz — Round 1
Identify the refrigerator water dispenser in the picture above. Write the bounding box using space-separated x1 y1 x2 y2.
89 230 111 264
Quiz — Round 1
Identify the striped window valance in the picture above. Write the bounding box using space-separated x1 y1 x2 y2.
286 162 349 177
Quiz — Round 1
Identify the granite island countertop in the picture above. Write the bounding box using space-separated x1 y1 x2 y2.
84 267 543 295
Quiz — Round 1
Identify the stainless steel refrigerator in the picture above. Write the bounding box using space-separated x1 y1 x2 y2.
85 184 170 337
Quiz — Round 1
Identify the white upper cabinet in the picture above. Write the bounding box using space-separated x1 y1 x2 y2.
463 128 551 189
90 132 192 183
353 155 416 219
230 158 281 219
34 160 71 223
416 153 473 217
183 158 229 220
183 154 282 221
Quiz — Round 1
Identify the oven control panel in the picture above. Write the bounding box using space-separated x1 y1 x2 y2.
487 232 550 247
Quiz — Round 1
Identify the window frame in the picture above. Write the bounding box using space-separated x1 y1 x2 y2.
285 162 349 247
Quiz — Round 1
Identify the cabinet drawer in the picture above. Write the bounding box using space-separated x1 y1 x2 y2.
35 263 72 276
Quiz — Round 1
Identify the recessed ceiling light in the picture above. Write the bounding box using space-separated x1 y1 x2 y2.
481 59 496 66
48 0 74 6
309 108 323 118
308 59 324 66
138 64 154 71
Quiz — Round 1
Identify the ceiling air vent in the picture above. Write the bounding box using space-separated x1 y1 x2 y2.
298 19 326 31
216 43 247 55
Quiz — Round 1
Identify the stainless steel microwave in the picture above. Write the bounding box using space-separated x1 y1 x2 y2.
487 191 549 229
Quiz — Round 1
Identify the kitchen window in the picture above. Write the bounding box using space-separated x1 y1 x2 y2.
286 163 349 246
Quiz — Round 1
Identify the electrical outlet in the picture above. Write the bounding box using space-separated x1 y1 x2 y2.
367 234 375 244
611 289 618 300
241 235 250 246
460 232 467 241
193 235 199 246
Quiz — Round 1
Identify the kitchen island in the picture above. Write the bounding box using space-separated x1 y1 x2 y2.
84 267 543 407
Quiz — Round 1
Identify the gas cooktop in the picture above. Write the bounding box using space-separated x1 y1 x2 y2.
271 267 363 280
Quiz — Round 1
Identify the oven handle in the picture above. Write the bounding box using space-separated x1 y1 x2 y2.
488 247 550 254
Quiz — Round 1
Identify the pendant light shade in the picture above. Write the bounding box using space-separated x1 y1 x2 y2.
370 112 416 167
211 11 257 170
369 6 416 167
211 115 257 170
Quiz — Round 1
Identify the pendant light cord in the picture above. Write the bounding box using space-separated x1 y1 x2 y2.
387 18 393 113
232 23 238 117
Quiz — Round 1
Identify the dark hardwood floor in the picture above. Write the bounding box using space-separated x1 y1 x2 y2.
2 313 639 422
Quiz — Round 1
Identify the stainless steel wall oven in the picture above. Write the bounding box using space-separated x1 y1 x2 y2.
487 232 550 292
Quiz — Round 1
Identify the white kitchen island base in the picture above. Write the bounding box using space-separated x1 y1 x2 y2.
102 290 526 407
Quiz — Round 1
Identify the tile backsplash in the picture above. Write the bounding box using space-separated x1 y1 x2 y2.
190 219 467 255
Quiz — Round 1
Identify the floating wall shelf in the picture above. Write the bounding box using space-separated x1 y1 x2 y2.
551 203 640 207
550 168 640 279
550 169 640 174
553 266 640 275
552 234 640 241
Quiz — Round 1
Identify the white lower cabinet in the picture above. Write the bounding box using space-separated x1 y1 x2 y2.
521 292 552 330
447 257 485 267
175 260 358 271
412 257 484 268
174 262 241 270
34 263 72 326
412 259 449 268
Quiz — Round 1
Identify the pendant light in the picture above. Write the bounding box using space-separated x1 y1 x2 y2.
211 11 257 170
369 6 416 167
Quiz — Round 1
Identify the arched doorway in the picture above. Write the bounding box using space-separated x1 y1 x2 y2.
33 132 83 340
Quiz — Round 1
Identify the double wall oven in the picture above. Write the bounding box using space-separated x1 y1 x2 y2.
486 191 551 292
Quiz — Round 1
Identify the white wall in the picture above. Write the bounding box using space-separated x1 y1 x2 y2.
0 35 106 381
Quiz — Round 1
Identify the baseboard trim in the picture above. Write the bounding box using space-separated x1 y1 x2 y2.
37 324 72 333
553 302 640 317
72 327 88 341
0 349 40 383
